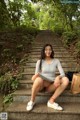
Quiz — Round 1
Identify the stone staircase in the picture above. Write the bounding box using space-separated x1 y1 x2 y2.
6 31 80 120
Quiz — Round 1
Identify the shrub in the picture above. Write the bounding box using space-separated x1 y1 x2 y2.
75 40 80 57
14 25 40 35
2 48 12 58
0 72 19 95
16 44 24 52
3 94 13 104
53 25 64 36
62 31 77 46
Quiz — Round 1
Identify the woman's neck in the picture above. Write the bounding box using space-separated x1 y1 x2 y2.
45 57 52 60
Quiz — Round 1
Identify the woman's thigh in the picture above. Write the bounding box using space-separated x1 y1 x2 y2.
32 77 44 90
60 76 69 86
45 76 61 93
43 80 51 87
33 77 52 91
33 77 51 87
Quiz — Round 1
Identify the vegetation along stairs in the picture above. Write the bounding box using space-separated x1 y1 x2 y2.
6 30 80 120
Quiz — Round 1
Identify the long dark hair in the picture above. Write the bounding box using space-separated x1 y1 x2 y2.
39 44 54 70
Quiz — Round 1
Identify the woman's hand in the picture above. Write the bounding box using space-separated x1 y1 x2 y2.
53 76 61 88
31 73 39 81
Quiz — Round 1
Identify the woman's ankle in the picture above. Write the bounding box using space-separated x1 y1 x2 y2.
31 98 35 102
49 97 55 103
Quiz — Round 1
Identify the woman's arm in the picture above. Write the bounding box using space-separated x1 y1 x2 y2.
32 60 41 81
35 60 41 74
57 59 65 78
31 73 39 81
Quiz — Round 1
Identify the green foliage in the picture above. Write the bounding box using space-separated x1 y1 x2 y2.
53 25 64 36
0 1 11 29
0 72 19 95
76 40 80 57
62 31 77 46
16 44 24 52
2 48 12 58
7 0 23 27
14 25 39 35
3 94 13 104
11 77 19 90
0 0 79 33
0 25 38 71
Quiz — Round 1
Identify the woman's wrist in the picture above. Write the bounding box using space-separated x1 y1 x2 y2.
36 73 39 77
32 73 39 81
59 75 62 79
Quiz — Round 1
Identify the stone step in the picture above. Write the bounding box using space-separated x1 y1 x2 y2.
30 49 67 53
23 67 76 73
21 73 75 80
6 102 80 120
32 41 62 43
29 51 69 54
29 52 73 56
32 45 65 47
20 74 34 79
28 53 74 59
30 48 67 51
22 72 62 79
31 46 65 48
19 80 71 90
25 62 77 68
31 43 63 46
19 80 32 89
28 54 75 58
21 74 33 79
26 59 76 63
22 65 77 69
31 48 66 51
12 89 80 103
22 72 70 79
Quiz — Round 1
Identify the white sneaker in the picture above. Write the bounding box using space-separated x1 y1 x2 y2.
26 100 35 111
47 101 63 111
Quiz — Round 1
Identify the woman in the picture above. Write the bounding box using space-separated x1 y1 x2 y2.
26 44 69 111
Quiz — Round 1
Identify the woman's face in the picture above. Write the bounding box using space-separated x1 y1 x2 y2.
45 46 52 57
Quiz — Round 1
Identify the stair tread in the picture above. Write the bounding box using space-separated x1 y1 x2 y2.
19 79 71 84
22 66 77 68
29 54 74 58
26 60 76 62
26 61 77 64
19 80 33 84
21 71 77 75
6 102 80 114
13 89 80 97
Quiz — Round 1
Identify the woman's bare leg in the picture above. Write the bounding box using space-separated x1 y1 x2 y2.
49 76 69 103
46 76 61 93
31 77 44 102
45 76 69 103
31 77 52 102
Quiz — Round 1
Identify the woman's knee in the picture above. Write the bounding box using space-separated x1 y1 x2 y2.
33 77 44 86
55 76 60 81
32 77 44 91
62 77 69 87
54 76 61 88
54 83 60 89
